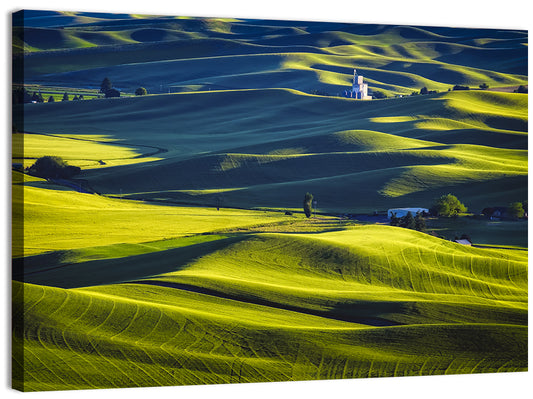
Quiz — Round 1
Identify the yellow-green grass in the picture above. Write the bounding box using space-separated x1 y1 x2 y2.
13 16 528 391
147 227 527 307
13 133 163 169
13 179 289 257
13 226 527 391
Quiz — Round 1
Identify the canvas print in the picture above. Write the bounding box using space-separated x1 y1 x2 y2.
11 9 527 392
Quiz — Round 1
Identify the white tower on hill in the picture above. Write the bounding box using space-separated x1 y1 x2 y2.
351 69 372 100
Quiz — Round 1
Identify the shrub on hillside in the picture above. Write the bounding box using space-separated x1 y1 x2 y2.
135 87 148 96
27 156 81 179
479 83 489 90
430 194 467 217
515 85 528 93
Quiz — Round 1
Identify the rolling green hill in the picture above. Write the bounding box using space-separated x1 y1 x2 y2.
12 11 527 392
14 12 527 95
13 227 527 391
19 88 527 214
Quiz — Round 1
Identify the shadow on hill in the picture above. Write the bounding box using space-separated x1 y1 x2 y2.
13 235 247 288
129 279 403 327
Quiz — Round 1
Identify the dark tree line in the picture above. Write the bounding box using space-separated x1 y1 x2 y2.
390 211 426 232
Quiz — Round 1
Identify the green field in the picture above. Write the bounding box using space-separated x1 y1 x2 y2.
12 11 527 392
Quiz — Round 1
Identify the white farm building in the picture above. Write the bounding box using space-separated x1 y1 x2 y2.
387 208 429 219
343 69 372 100
351 69 371 99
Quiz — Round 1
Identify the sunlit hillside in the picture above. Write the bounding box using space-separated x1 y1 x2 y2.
12 10 527 392
13 226 527 391
19 88 527 214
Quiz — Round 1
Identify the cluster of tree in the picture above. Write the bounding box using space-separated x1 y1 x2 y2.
14 87 90 104
452 85 470 91
100 77 120 98
479 83 489 90
27 156 81 179
508 201 526 218
430 194 467 217
417 87 438 95
13 88 49 104
390 211 426 232
514 85 528 93
100 78 148 98
14 79 148 105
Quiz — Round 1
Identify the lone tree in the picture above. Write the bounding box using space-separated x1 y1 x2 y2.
62 92 69 101
303 192 313 218
135 87 148 96
479 83 489 90
431 194 467 217
100 77 113 94
27 156 81 179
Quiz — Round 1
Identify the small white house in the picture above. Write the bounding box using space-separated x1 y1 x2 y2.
387 208 429 219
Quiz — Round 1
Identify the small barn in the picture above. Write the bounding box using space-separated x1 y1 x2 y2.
454 239 472 246
387 208 429 219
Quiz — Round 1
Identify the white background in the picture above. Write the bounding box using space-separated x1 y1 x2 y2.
2 1 531 398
